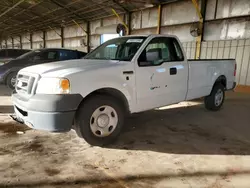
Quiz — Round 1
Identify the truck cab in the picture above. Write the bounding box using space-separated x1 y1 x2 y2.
11 35 236 146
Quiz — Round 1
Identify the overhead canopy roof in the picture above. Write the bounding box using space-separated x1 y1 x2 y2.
0 0 178 37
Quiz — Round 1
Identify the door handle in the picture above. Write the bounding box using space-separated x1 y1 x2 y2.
170 67 177 75
123 71 134 75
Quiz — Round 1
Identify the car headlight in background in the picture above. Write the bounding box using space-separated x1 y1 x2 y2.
36 77 70 94
0 61 10 65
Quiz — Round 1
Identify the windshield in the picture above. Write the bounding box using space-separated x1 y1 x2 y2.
16 50 41 59
85 36 146 61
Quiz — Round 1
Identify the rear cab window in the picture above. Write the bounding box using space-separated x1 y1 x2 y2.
59 50 78 60
38 51 59 60
48 51 58 60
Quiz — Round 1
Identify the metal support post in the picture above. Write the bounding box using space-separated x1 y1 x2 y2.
30 33 33 49
191 0 206 59
43 31 46 48
156 5 162 34
61 27 64 48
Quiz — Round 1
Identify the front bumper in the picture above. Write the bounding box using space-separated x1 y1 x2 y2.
0 75 4 84
11 92 83 132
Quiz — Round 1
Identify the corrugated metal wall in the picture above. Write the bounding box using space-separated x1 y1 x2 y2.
32 31 43 49
183 39 250 85
64 23 87 52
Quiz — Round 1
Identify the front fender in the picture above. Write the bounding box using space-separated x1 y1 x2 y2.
79 84 133 112
70 75 135 112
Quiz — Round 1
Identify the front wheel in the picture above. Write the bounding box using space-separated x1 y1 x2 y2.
75 95 125 146
6 72 17 90
204 83 225 111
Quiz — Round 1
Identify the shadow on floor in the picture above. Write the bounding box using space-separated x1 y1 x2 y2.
0 105 14 113
0 122 30 136
109 98 250 155
1 169 250 187
0 85 11 96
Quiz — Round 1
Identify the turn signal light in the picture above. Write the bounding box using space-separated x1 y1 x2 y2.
60 79 70 92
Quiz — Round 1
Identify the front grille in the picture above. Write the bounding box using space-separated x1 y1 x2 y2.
15 105 28 116
16 73 38 96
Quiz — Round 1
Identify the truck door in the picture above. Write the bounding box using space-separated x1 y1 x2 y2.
135 37 188 111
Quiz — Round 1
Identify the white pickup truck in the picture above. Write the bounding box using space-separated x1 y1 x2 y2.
11 34 236 146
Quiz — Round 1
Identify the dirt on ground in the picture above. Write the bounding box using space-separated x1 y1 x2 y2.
0 85 250 188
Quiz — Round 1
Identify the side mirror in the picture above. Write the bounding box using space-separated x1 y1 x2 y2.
138 49 162 66
138 61 152 66
146 49 161 62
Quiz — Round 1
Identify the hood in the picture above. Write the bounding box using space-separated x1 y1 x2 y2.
20 59 121 77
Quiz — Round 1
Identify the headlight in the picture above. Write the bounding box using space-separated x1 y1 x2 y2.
36 77 70 94
0 61 9 65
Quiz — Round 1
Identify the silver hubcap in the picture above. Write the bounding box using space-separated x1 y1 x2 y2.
215 89 223 106
90 105 118 137
11 76 16 87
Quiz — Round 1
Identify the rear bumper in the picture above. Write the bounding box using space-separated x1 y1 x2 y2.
232 82 236 90
11 92 83 132
228 82 236 90
226 81 236 91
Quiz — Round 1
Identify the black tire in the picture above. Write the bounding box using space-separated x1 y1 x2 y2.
204 83 225 111
75 95 125 146
6 72 17 90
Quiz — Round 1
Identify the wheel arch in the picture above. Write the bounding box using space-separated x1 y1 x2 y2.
3 68 20 84
214 75 227 89
4 70 18 84
78 87 130 114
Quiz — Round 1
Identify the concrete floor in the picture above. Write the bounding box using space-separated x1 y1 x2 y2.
1 85 250 188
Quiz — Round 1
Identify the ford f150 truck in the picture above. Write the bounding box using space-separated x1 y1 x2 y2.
11 35 236 146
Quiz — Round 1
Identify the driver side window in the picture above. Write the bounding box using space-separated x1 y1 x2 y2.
138 37 183 67
138 37 170 67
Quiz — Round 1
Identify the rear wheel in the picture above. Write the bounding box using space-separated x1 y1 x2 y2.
6 72 17 90
75 95 125 146
204 83 225 111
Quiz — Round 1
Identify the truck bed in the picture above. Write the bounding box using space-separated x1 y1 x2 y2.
186 59 236 100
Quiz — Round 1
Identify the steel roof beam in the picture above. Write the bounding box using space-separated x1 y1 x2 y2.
0 0 81 32
112 0 130 12
8 18 85 36
5 2 111 34
0 0 25 19
51 0 88 22
0 1 42 26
